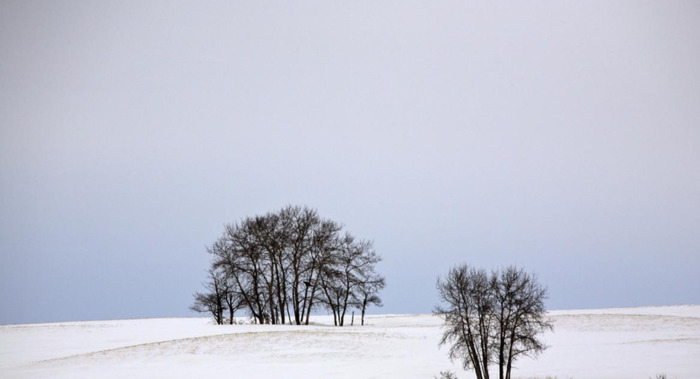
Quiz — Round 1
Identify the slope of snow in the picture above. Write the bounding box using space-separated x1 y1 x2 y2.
1 306 698 378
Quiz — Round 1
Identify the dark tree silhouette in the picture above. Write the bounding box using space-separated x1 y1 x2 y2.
318 235 382 326
492 267 552 379
190 269 227 325
435 264 552 379
194 205 384 326
353 272 385 326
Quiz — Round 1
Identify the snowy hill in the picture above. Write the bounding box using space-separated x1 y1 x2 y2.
1 306 698 378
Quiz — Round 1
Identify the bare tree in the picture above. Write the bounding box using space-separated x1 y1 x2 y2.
279 206 334 325
435 265 493 379
434 264 552 379
210 226 269 324
190 269 227 325
301 218 341 325
353 272 385 326
190 292 223 324
492 267 552 379
319 235 381 326
196 205 383 327
222 276 244 324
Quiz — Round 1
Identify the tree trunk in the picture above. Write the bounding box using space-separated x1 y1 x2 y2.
268 263 279 325
299 279 308 325
505 326 517 379
304 268 323 325
339 279 351 327
274 257 287 325
293 272 301 325
361 302 366 326
480 316 490 379
459 292 483 379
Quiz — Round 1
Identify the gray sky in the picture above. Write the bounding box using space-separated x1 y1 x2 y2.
1 0 699 325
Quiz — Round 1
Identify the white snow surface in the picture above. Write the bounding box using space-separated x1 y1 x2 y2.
1 305 698 378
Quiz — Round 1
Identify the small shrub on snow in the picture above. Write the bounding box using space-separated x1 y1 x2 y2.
435 370 458 379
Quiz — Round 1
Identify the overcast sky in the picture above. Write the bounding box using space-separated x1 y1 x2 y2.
1 0 699 325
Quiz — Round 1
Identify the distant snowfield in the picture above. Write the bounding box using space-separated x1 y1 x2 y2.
1 305 698 379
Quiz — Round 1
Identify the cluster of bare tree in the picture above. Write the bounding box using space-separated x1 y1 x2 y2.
191 206 384 326
434 264 553 379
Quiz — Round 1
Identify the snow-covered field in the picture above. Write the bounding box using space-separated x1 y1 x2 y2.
1 305 698 378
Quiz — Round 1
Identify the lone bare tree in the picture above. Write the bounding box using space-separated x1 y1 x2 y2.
435 264 552 379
